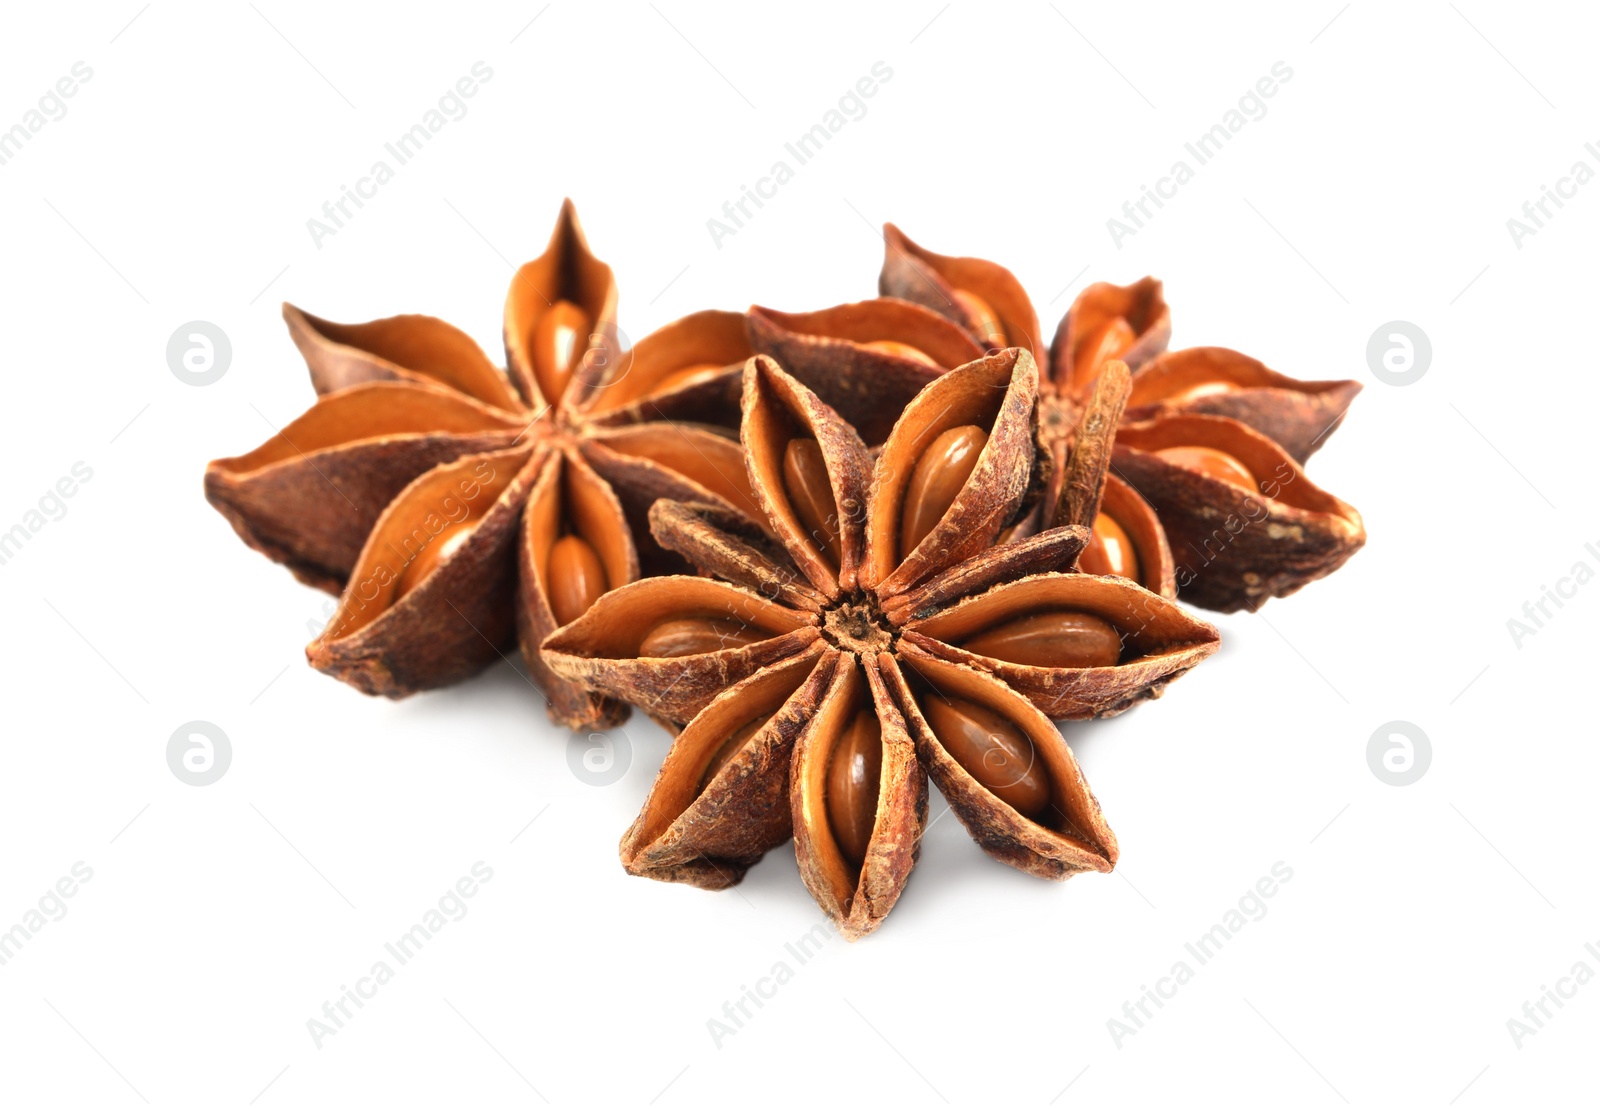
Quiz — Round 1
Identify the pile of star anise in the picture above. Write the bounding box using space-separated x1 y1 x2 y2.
207 202 1364 938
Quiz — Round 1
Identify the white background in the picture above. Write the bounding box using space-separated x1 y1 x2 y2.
1 2 1594 1105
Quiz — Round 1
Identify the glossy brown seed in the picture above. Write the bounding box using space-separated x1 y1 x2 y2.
547 534 608 626
782 439 841 562
899 424 987 560
1154 446 1257 492
826 709 883 868
921 696 1049 819
395 520 476 598
1074 316 1136 386
652 362 725 395
952 289 1006 349
1078 512 1141 580
532 299 592 406
638 616 769 659
699 715 767 792
861 339 940 369
961 611 1123 669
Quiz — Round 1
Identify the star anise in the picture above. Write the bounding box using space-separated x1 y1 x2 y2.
752 224 1367 611
885 224 1367 611
541 350 1218 937
204 201 762 728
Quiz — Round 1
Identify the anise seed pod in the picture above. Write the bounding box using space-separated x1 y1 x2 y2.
1049 276 1173 392
581 308 753 430
870 222 1364 611
1124 346 1363 464
745 298 986 443
879 221 1044 355
205 200 763 728
543 349 1216 937
1113 414 1365 612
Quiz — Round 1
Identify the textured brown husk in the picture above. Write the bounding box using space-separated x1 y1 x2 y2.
878 222 1043 355
307 445 535 695
746 299 984 443
791 655 927 940
862 347 1038 596
1049 277 1172 391
544 351 1215 938
205 200 768 728
582 308 752 428
541 576 818 723
504 197 619 409
1114 415 1366 612
1124 347 1362 463
903 572 1219 719
1053 361 1131 532
620 645 835 887
887 651 1116 878
283 304 521 409
873 222 1364 613
203 384 522 591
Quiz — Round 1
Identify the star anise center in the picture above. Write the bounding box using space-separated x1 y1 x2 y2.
820 592 896 656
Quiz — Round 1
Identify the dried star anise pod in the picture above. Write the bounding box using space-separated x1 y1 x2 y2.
204 201 761 728
745 298 987 444
776 223 1363 612
541 349 1218 937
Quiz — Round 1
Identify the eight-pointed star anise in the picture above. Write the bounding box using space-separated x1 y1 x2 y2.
541 349 1219 938
204 201 762 729
876 223 1367 612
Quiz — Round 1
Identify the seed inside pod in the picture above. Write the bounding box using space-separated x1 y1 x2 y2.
546 534 608 625
826 709 883 868
782 439 841 562
951 289 1006 349
639 616 769 659
920 696 1049 819
699 715 768 792
395 520 477 598
532 299 592 405
960 611 1123 669
653 362 725 396
899 425 988 560
1164 380 1238 404
1154 446 1257 492
1079 512 1141 581
1074 315 1136 385
861 339 940 369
